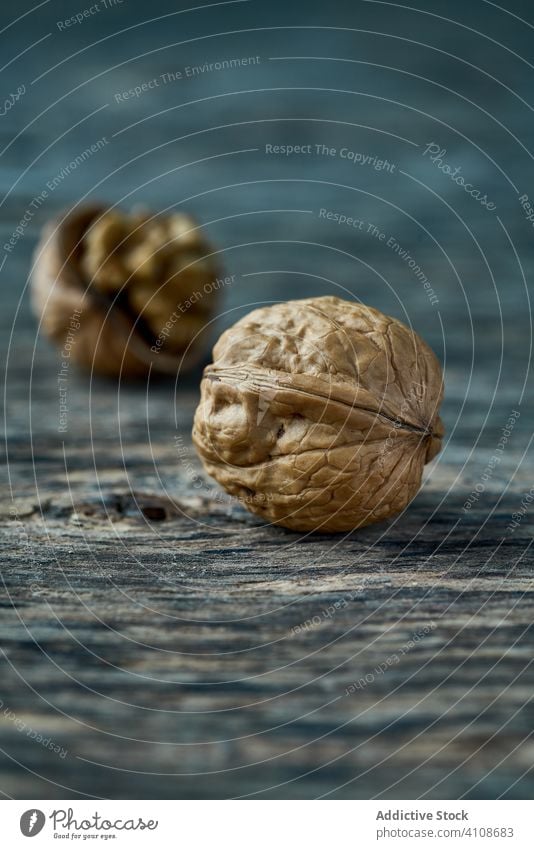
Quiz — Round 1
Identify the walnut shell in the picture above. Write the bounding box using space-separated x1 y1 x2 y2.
31 205 221 378
193 296 444 532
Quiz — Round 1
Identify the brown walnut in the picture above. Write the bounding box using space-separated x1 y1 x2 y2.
31 205 221 378
193 296 444 532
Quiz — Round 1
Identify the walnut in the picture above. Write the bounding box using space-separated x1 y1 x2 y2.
193 296 444 532
31 205 221 378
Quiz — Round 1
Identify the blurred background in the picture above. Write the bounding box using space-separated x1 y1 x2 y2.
1 0 533 800
2 0 533 382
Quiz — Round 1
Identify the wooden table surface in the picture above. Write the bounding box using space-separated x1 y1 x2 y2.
1 0 533 799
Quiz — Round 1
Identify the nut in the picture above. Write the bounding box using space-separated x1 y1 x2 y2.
31 205 221 378
193 296 444 532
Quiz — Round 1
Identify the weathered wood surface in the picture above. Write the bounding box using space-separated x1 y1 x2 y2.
1 0 533 799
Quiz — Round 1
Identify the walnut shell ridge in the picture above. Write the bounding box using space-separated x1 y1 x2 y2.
31 205 220 379
193 296 444 532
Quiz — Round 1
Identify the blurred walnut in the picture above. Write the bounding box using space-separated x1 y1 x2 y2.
31 205 221 378
193 296 444 533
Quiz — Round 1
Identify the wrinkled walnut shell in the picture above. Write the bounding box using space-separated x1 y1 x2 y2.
193 296 444 532
31 205 221 378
